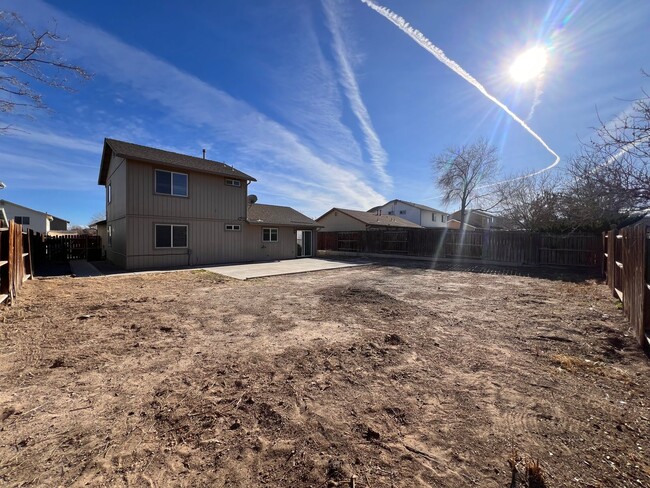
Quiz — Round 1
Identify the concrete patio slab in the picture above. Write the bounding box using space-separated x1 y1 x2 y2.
202 257 367 280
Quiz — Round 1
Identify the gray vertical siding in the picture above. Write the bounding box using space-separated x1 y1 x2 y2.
104 156 317 270
316 211 366 232
122 159 251 269
243 225 298 261
105 155 127 268
126 160 247 220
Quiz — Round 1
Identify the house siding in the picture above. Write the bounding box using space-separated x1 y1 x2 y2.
243 225 298 261
375 201 447 229
50 217 68 231
106 217 128 268
126 216 250 269
316 211 366 232
105 155 127 267
0 201 68 234
126 160 247 221
117 159 250 269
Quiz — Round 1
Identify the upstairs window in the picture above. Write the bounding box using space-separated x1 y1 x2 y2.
225 179 241 187
225 224 241 231
262 228 278 242
432 214 436 222
155 224 188 248
155 170 188 197
15 216 30 225
399 210 406 215
107 182 112 204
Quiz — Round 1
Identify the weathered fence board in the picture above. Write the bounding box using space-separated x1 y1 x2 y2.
604 218 650 347
0 222 36 305
318 229 602 269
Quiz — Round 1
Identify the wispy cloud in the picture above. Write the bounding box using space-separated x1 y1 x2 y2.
3 0 387 215
322 0 392 188
6 129 100 154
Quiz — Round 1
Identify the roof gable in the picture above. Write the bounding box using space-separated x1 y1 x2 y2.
317 208 422 228
0 199 68 222
98 138 256 185
371 199 446 214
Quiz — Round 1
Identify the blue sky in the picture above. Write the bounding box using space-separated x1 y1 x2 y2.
1 0 649 226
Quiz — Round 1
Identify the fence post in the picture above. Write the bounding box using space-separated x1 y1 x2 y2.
0 229 8 302
26 230 34 279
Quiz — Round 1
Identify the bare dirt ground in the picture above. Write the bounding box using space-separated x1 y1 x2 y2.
0 262 649 487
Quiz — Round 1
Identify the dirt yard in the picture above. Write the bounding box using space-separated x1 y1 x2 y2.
0 262 648 487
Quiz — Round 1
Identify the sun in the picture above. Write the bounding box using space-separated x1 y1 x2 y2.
509 46 548 83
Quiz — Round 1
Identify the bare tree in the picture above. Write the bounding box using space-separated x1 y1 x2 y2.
569 73 650 212
494 171 564 232
433 138 499 229
1 11 90 131
88 211 106 226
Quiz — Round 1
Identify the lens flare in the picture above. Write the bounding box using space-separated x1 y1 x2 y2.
509 46 548 83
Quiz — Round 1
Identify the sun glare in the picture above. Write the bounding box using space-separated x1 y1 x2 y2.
509 46 548 83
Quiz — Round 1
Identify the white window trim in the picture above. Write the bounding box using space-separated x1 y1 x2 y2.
262 227 278 242
107 182 112 204
154 224 189 249
225 224 241 231
225 178 241 187
154 169 189 197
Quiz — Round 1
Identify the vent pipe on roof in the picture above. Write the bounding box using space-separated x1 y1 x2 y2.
202 149 206 159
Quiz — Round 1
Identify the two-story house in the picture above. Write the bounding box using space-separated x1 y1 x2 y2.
447 209 507 230
367 199 448 228
0 199 69 234
97 139 320 270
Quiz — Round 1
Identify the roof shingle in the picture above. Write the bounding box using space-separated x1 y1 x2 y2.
98 138 255 184
318 208 422 228
247 204 320 227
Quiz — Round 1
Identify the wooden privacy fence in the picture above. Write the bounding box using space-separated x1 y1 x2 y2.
318 229 602 268
43 234 102 261
603 218 650 347
0 221 36 305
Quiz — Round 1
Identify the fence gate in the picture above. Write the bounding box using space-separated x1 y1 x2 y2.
44 235 102 261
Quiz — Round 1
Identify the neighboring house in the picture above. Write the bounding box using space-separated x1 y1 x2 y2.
368 199 448 228
97 138 321 270
316 207 423 231
447 209 506 230
0 199 69 234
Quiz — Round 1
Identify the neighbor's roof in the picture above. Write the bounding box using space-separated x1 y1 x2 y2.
247 203 321 227
98 138 256 185
317 208 422 228
0 199 69 223
372 199 446 214
449 208 495 219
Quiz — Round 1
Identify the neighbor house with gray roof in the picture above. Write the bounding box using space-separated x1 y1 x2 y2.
315 207 423 232
0 199 68 235
367 199 449 228
98 138 320 269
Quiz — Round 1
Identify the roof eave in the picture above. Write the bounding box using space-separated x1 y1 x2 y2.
118 153 257 182
98 139 112 186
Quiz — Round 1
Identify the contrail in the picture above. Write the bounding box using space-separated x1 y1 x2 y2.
360 0 560 184
323 0 392 188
